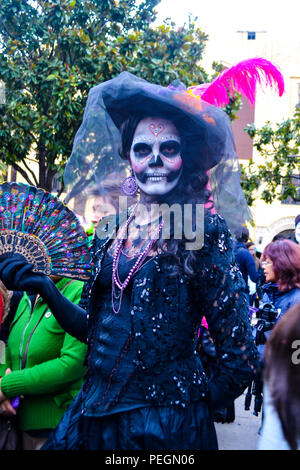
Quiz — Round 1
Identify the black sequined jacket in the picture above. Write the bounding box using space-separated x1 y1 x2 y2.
60 213 260 418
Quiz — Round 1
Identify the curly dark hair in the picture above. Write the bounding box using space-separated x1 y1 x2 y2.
119 113 214 277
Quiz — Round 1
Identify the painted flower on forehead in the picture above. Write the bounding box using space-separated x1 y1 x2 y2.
149 122 165 137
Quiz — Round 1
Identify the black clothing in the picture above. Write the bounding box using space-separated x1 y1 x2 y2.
43 213 259 450
79 403 218 450
234 241 259 292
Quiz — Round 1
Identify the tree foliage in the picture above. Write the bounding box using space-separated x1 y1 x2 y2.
0 0 221 192
241 106 300 205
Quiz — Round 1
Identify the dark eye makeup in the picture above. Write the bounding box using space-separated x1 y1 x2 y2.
133 141 181 159
160 141 181 157
133 143 152 157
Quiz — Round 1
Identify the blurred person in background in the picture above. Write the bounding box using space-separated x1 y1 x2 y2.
233 227 260 302
246 242 260 270
261 239 300 322
87 182 136 236
246 241 265 307
272 234 287 242
258 301 300 450
250 241 300 439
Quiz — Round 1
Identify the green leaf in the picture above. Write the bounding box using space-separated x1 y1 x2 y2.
0 0 236 192
46 74 58 81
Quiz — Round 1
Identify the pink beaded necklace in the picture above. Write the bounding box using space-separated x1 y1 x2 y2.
112 206 164 314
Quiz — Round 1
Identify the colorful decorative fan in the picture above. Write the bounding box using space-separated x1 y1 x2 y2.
0 182 92 281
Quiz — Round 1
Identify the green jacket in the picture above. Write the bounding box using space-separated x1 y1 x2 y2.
0 278 87 432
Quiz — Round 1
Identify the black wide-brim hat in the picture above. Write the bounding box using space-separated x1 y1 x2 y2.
101 71 231 171
64 71 252 233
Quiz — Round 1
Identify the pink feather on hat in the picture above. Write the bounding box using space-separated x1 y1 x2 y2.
188 57 285 107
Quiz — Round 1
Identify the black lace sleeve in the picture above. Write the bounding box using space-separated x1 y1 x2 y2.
78 235 98 313
196 214 260 408
78 232 106 315
78 228 110 340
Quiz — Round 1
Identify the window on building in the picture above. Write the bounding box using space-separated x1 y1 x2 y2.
247 31 256 40
281 175 300 205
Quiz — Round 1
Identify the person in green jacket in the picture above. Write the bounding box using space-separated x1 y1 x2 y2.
0 276 87 450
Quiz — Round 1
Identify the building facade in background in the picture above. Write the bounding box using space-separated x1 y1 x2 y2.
203 28 300 251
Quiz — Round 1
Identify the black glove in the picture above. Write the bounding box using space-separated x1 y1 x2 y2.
0 255 48 293
0 255 88 343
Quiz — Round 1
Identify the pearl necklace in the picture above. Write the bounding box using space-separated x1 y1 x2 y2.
112 207 164 314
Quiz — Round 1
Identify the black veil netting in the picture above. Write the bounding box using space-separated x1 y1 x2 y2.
208 123 252 232
63 79 128 222
64 72 252 233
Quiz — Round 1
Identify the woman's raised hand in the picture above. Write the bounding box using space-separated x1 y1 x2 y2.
0 255 48 294
0 254 88 343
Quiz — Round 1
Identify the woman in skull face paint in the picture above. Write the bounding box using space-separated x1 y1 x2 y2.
128 117 183 196
114 112 214 266
0 72 260 450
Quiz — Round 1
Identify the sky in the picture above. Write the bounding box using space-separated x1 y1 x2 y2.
154 0 300 124
155 0 300 41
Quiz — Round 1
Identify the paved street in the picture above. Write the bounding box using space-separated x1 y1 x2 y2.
215 392 261 450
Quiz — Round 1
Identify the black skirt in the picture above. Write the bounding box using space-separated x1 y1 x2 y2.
43 402 218 450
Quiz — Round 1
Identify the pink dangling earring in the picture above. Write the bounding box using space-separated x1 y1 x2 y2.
121 168 138 196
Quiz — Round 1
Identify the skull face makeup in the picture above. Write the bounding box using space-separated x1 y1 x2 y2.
129 117 183 196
